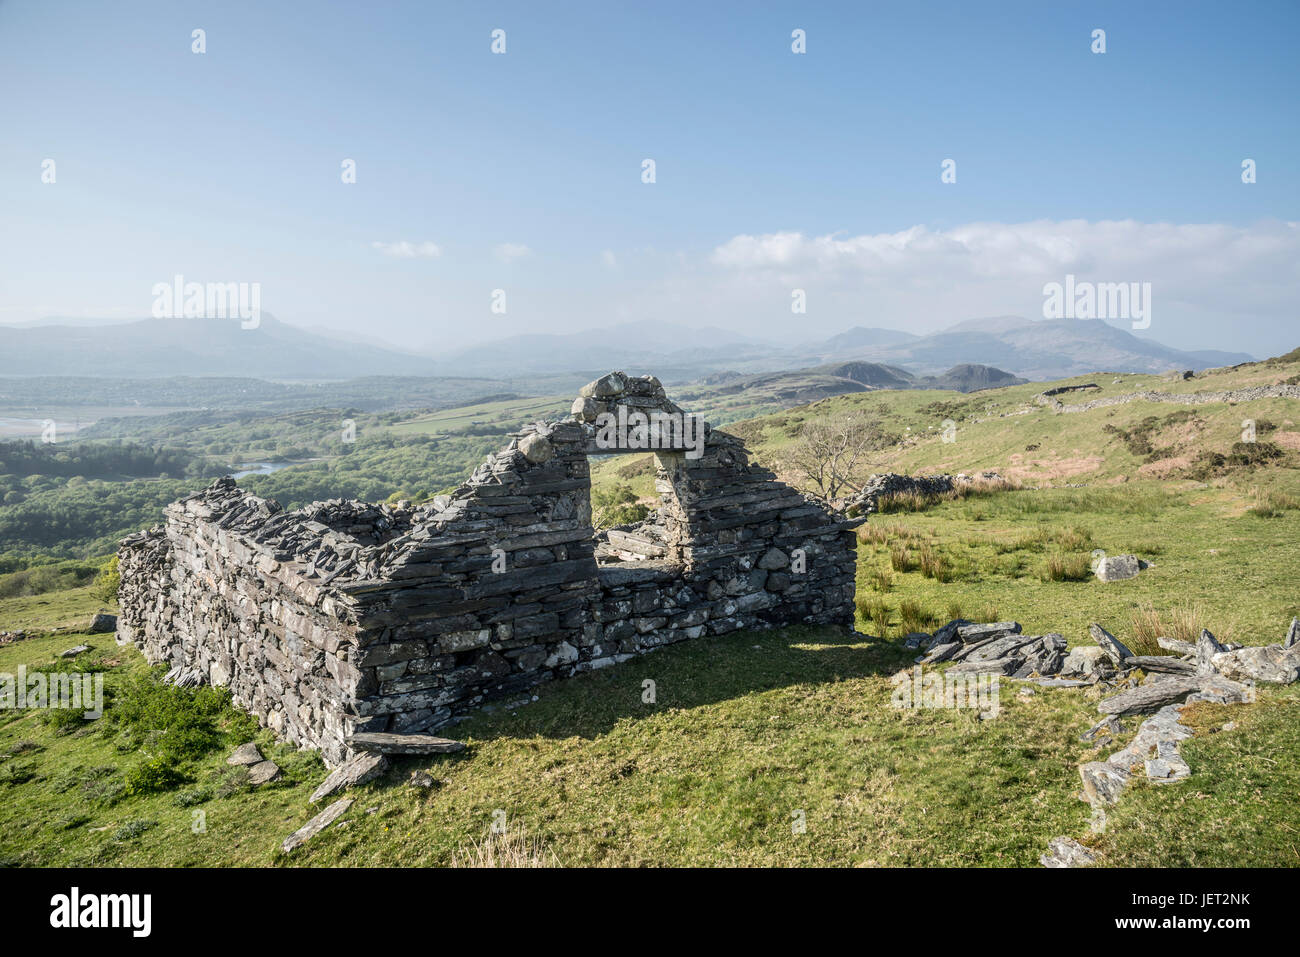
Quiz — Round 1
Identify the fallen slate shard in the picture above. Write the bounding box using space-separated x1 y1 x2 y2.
346 732 466 755
1156 636 1197 656
1089 623 1134 666
956 621 1022 643
1097 676 1202 716
311 752 389 803
1080 761 1131 805
1196 628 1228 676
282 798 353 854
1123 655 1196 676
1211 642 1300 684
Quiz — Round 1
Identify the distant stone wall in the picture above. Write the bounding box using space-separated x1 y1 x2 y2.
1036 383 1300 414
841 471 1003 516
118 372 859 766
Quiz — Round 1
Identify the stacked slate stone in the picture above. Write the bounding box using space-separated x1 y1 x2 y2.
842 471 1002 516
117 372 861 767
116 479 371 766
333 418 603 741
915 620 1067 679
573 371 861 627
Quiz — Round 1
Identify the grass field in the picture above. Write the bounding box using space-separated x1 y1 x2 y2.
2 355 1298 867
385 396 571 438
3 474 1298 867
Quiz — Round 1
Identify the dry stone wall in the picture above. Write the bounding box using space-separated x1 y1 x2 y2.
118 372 860 766
1036 383 1300 414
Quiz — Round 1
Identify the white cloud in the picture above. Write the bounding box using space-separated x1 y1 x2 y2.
711 220 1300 281
600 249 619 269
493 242 532 262
372 240 442 259
699 219 1300 351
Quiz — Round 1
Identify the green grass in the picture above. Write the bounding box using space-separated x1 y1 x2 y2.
4 478 1299 868
2 354 1298 867
1089 691 1300 866
0 623 1101 866
385 396 571 438
850 482 1300 648
0 583 113 633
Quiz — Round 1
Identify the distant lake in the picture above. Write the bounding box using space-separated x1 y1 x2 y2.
0 416 75 438
228 460 313 479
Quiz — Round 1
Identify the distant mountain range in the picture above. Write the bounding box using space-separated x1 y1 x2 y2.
438 316 1253 380
0 315 439 380
0 313 1256 383
826 316 1251 380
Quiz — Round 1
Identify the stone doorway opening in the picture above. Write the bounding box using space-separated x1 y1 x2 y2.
591 450 686 566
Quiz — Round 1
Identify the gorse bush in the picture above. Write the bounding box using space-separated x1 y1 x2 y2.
0 560 101 598
591 483 652 529
125 756 188 795
111 672 254 766
93 554 120 603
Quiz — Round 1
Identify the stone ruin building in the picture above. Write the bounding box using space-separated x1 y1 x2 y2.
116 372 860 766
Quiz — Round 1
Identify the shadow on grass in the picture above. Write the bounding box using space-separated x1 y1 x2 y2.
440 624 913 745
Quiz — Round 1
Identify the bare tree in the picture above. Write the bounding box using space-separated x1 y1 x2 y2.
783 414 880 502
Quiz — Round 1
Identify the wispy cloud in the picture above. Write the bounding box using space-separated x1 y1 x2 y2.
711 220 1300 281
372 240 442 259
493 242 532 262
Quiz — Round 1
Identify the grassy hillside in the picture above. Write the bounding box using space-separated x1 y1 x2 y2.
3 592 1297 867
733 359 1300 487
2 351 1298 867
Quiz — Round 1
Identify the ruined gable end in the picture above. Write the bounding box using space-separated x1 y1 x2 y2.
116 372 859 766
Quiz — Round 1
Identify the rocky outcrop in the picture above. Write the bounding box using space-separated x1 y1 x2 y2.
117 372 860 767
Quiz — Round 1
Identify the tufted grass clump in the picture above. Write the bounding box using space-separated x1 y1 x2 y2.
889 544 916 573
897 599 937 635
1041 552 1091 582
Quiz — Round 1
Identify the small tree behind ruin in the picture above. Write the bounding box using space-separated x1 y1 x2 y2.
783 414 883 502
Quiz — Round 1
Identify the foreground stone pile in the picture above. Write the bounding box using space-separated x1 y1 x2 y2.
903 613 1299 867
117 372 860 767
1043 618 1300 867
912 620 1070 681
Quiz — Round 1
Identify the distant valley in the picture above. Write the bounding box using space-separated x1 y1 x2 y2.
0 314 1255 385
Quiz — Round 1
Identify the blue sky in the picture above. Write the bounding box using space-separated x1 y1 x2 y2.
1 0 1297 356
